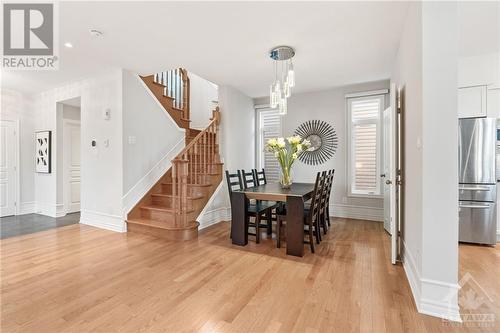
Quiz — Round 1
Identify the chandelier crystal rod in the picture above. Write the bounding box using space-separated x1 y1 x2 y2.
269 46 295 115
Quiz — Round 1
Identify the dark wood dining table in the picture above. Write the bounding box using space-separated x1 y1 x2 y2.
231 182 315 257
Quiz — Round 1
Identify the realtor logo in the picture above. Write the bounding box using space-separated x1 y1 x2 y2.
2 2 58 70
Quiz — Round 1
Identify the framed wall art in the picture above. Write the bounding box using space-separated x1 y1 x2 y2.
35 130 52 173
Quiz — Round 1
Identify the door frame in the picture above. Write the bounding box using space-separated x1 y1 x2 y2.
62 119 81 214
0 119 20 216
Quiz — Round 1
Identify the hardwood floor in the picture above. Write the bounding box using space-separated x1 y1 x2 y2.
1 218 498 332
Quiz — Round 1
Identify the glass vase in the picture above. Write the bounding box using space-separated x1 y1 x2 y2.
280 167 292 189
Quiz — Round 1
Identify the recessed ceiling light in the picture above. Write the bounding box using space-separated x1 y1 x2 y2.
64 42 73 48
89 29 104 38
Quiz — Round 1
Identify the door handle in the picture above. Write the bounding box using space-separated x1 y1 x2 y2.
385 180 392 185
459 203 491 209
380 174 386 178
459 186 491 191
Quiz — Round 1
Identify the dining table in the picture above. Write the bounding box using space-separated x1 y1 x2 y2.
231 182 315 257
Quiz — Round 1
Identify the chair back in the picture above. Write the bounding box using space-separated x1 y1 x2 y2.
309 172 325 222
320 170 334 214
225 170 242 195
325 169 335 207
241 169 257 189
253 168 267 186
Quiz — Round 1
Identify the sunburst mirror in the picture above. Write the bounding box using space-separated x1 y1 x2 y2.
294 120 338 165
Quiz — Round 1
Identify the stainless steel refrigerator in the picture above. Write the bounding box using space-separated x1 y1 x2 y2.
459 118 497 245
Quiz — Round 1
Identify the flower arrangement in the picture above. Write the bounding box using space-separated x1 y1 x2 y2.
266 135 311 188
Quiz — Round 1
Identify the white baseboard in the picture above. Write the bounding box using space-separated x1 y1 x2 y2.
402 239 421 309
80 210 126 233
196 181 229 230
497 230 500 242
122 136 185 216
199 207 231 230
17 201 36 215
402 240 461 322
35 202 65 218
330 203 383 222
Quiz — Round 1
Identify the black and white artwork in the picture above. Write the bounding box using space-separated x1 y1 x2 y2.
295 120 338 165
35 131 52 173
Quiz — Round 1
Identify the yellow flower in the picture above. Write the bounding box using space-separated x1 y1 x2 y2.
297 144 303 152
267 138 278 147
277 137 286 148
292 153 298 159
287 135 302 145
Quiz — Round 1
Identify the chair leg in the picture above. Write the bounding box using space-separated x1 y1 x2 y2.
326 206 331 226
276 217 281 248
267 210 272 235
309 223 315 253
315 220 321 244
255 215 260 244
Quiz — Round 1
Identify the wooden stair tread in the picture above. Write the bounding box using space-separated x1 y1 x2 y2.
162 181 212 187
151 193 204 200
140 204 195 213
127 218 198 230
190 162 223 165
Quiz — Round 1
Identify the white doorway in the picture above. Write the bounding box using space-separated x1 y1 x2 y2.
57 97 81 216
63 120 81 213
382 83 399 264
0 120 18 217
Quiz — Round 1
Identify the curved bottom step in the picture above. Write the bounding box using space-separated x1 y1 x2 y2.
127 218 199 241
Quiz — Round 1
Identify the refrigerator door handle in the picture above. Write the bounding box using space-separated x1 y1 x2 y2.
459 203 492 209
459 186 492 191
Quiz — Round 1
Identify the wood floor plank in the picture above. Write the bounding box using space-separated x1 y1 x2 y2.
1 219 499 332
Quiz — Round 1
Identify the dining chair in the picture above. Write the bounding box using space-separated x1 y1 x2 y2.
319 170 333 235
253 168 267 186
226 170 275 243
241 169 276 237
324 170 335 228
241 169 257 189
276 172 324 253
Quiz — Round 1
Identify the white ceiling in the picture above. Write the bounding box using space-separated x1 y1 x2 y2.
1 1 412 96
7 1 497 98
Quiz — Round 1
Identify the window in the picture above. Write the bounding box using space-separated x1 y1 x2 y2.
347 94 384 196
256 108 282 182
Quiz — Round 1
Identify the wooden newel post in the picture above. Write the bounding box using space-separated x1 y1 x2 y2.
172 158 189 227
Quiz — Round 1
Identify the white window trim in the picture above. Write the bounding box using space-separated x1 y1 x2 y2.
255 106 283 171
346 94 385 198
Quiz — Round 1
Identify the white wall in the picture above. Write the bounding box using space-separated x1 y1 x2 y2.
391 0 424 295
31 70 125 231
0 89 35 214
197 85 255 228
458 52 499 88
391 1 460 321
122 69 185 214
189 72 218 129
256 80 389 221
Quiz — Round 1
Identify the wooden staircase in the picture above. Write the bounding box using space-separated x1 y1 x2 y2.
127 69 223 240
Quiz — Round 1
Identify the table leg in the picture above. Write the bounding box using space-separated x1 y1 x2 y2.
231 192 248 246
286 196 304 257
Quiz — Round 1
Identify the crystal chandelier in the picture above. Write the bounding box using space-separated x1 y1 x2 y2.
269 46 295 115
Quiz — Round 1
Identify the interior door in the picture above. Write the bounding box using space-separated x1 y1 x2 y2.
64 121 81 213
0 120 16 217
383 84 397 264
